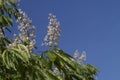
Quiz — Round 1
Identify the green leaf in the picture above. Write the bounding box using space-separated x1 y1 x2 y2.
46 51 57 62
11 48 29 62
18 44 30 58
40 55 49 68
2 15 8 25
4 37 11 43
2 50 10 68
6 17 13 26
38 69 60 80
54 51 76 70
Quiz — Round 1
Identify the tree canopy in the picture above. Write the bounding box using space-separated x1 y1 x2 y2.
0 0 98 80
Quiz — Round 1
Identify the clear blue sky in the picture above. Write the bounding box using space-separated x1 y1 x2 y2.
19 0 120 80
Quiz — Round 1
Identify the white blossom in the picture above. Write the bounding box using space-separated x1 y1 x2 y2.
42 13 61 48
53 67 60 75
78 51 86 62
17 9 35 52
73 50 80 59
73 50 86 63
7 9 36 53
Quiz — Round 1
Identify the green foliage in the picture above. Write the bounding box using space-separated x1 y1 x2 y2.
0 0 19 53
0 0 98 80
1 45 98 80
44 49 98 80
0 0 18 28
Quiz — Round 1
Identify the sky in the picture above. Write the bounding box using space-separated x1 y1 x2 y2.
18 0 120 80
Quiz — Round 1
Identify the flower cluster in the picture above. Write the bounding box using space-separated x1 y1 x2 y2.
17 9 36 52
73 50 86 63
7 9 36 53
42 13 61 47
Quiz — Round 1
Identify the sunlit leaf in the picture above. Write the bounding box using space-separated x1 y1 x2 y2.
46 51 57 62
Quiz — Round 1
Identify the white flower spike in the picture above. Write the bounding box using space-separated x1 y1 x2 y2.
42 14 61 48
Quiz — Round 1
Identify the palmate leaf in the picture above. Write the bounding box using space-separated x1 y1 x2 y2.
11 48 29 62
2 49 18 70
2 44 30 69
44 50 81 79
44 49 98 80
54 54 82 79
55 51 98 79
28 54 63 80
54 50 78 70
17 44 30 58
